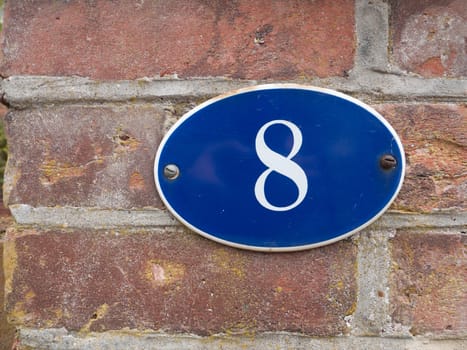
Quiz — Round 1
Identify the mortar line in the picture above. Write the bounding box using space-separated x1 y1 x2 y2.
351 228 412 337
354 0 390 72
17 327 467 350
8 205 467 231
1 75 466 110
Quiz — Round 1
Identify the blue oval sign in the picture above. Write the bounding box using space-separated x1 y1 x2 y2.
154 85 405 251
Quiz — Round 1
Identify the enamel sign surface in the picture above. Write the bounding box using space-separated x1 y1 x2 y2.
154 85 405 252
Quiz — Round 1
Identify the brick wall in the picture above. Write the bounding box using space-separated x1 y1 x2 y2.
1 1 466 349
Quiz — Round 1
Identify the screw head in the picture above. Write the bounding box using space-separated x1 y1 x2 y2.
380 154 397 170
163 164 180 180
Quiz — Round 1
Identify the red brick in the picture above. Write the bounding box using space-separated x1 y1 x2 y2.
4 104 171 209
1 240 16 350
390 0 466 77
375 104 466 212
0 207 15 349
390 231 467 336
4 227 357 335
0 0 355 80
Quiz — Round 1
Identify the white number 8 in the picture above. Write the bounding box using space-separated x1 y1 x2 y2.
254 120 308 211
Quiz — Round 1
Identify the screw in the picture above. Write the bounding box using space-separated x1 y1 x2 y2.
380 154 397 170
163 164 180 180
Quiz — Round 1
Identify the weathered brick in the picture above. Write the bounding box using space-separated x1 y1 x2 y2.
375 104 466 213
4 104 176 209
390 0 466 77
0 211 15 350
0 0 355 80
1 245 16 349
390 230 467 336
4 227 357 335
